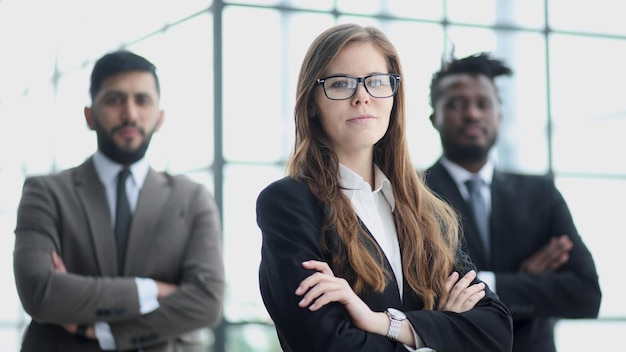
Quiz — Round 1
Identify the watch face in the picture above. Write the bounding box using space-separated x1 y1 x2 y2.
387 308 407 320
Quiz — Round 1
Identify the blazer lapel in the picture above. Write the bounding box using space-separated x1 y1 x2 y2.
357 218 403 307
123 168 171 274
426 161 490 268
74 158 118 276
490 172 514 268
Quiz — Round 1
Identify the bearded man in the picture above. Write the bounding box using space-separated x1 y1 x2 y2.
423 52 601 352
13 50 225 352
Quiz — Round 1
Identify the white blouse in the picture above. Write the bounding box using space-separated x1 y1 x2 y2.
338 164 403 298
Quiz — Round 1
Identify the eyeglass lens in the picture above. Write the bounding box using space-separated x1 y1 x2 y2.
323 74 396 100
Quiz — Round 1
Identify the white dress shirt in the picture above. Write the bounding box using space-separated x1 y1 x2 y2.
338 164 433 351
339 164 402 295
438 157 496 292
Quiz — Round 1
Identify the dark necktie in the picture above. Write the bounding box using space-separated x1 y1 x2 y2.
465 178 490 258
115 169 132 275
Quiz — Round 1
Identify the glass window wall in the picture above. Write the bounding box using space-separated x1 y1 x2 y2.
0 0 623 350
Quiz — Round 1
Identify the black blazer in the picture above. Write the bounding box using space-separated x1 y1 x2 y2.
256 176 513 352
424 160 602 352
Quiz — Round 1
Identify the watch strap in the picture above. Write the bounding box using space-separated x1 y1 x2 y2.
386 309 405 341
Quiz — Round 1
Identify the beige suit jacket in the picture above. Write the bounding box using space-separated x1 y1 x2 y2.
13 157 225 352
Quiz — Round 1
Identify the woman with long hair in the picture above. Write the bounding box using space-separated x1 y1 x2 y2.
256 23 513 351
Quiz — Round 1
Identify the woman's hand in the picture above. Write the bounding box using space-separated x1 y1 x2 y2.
296 260 380 332
296 260 416 347
438 270 486 312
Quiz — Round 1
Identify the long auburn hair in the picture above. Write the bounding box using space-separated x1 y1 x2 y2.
287 23 460 309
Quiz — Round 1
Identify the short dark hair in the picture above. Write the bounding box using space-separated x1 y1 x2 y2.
429 52 512 108
89 50 160 101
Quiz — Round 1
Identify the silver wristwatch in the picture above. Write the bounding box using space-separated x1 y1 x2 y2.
385 307 407 341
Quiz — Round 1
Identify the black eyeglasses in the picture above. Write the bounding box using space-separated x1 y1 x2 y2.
316 73 401 100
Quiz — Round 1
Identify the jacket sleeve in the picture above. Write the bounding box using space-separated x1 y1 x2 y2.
13 176 142 324
13 176 225 351
495 179 602 320
257 178 513 352
408 248 513 352
109 182 225 351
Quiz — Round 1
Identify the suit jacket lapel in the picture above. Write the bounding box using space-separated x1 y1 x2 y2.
74 158 118 276
124 168 171 274
357 218 403 306
490 171 514 268
426 161 490 268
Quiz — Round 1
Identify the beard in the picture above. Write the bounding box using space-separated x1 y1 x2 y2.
93 118 157 165
440 132 497 163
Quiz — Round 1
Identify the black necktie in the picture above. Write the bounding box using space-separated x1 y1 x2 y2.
115 169 132 275
465 178 490 258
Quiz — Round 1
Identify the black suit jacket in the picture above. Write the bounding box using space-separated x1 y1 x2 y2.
256 177 513 352
424 160 602 352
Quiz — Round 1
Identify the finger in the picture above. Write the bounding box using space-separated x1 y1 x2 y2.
539 237 561 263
51 251 60 265
306 286 341 311
443 282 486 312
51 251 67 273
298 279 343 309
463 282 486 297
556 235 573 251
439 272 460 309
295 271 326 296
63 324 77 334
551 235 573 255
447 271 479 306
547 252 570 271
307 278 356 311
448 270 476 296
298 282 323 308
455 270 477 288
456 289 486 311
296 261 334 296
460 289 486 311
296 269 339 297
542 237 573 269
529 237 568 272
444 272 459 293
453 282 485 304
546 237 569 258
301 260 334 276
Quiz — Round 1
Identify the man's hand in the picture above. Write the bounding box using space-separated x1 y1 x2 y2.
62 323 96 339
51 252 96 339
51 251 67 274
519 234 573 274
156 281 177 298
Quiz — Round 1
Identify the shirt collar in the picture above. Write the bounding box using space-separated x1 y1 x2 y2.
92 151 150 188
338 163 395 211
439 156 494 186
